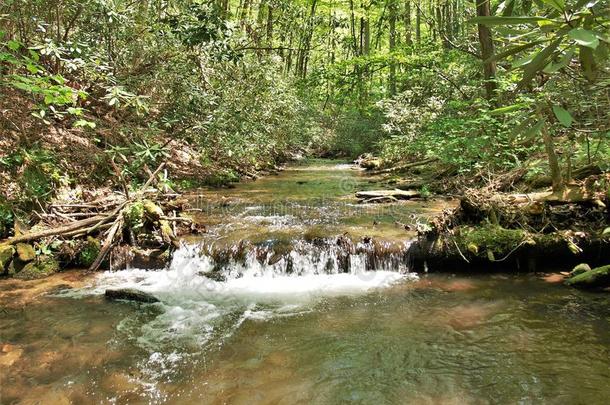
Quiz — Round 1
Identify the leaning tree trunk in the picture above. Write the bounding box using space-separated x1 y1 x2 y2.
539 110 565 194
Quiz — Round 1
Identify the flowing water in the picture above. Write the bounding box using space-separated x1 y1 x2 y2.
1 159 609 404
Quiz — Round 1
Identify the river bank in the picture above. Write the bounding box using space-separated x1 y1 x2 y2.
1 158 608 288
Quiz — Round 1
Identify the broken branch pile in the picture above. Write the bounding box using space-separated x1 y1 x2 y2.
0 163 200 277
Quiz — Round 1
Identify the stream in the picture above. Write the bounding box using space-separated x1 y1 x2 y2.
1 159 609 404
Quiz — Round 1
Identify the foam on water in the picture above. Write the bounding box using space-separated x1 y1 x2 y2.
88 244 414 302
62 242 416 388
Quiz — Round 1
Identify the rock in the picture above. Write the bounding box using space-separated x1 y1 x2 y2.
15 243 36 262
0 343 24 367
564 264 610 290
0 245 15 273
569 263 591 277
14 257 60 280
355 154 382 170
110 245 170 270
105 288 159 303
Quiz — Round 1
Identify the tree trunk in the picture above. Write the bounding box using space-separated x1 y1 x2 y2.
539 111 565 193
415 0 421 44
476 0 497 100
266 3 273 51
388 0 397 96
404 1 412 46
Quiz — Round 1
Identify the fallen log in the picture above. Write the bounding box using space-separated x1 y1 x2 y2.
89 216 124 272
359 196 399 204
527 165 602 189
3 214 112 245
356 189 420 200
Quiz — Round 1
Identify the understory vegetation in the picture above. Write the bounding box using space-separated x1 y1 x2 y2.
1 0 609 238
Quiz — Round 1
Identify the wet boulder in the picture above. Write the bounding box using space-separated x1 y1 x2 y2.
564 264 610 290
110 245 170 270
105 288 159 303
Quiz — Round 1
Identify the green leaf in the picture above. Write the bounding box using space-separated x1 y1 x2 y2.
7 40 20 51
579 45 597 80
74 119 96 129
67 107 83 116
468 16 550 26
543 50 574 73
26 63 39 74
518 38 562 88
486 40 546 64
512 53 536 68
489 104 527 115
552 106 573 127
568 28 599 49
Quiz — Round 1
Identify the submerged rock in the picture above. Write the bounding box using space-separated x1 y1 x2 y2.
564 264 610 290
105 288 159 303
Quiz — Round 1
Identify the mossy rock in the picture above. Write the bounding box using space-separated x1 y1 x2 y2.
14 257 59 280
78 236 101 267
0 245 15 273
570 263 591 277
124 201 145 232
564 264 610 290
456 225 526 258
16 243 36 262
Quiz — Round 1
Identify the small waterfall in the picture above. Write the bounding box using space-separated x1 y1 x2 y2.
181 236 415 281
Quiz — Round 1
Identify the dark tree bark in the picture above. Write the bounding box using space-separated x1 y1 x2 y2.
404 1 412 46
476 0 497 100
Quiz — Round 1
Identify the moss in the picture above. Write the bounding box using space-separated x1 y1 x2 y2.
0 245 15 273
124 201 145 232
0 200 14 238
78 236 101 267
14 257 59 280
570 263 591 277
456 225 526 257
15 243 36 262
565 264 610 289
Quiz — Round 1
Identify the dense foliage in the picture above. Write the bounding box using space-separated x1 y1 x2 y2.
1 0 609 216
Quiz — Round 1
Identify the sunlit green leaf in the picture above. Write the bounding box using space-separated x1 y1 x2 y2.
489 104 528 115
568 28 599 49
7 40 20 51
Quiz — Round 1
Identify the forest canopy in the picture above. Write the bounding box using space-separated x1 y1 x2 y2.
1 0 609 219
